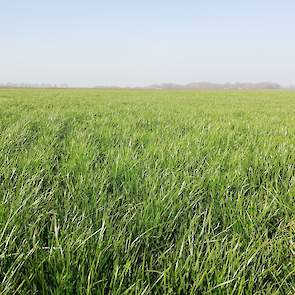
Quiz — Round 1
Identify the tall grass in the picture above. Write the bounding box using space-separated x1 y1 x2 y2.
0 89 294 294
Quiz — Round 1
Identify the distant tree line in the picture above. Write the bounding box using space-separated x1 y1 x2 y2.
0 83 69 88
144 82 283 90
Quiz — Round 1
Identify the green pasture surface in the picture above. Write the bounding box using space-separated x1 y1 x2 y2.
0 88 294 294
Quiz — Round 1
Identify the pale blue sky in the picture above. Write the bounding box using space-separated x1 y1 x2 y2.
1 0 294 86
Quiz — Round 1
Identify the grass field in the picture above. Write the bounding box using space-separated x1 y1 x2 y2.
0 89 295 294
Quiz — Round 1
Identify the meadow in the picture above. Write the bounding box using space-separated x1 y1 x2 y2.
0 88 294 294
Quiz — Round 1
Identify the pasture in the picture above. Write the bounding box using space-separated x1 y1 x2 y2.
0 89 294 294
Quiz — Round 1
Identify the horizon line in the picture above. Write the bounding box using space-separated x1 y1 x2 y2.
1 81 295 90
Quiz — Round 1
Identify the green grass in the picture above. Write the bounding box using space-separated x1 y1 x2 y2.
0 88 294 294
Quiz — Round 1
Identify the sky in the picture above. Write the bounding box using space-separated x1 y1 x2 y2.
1 0 295 87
